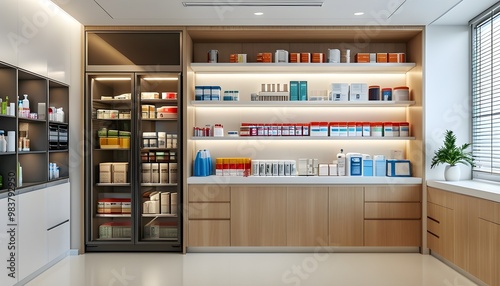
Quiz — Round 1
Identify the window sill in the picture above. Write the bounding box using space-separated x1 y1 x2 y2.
427 179 500 203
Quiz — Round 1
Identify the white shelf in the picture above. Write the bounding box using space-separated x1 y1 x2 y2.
190 63 416 74
191 136 416 141
95 214 131 218
141 214 177 218
141 183 178 187
191 101 416 108
188 176 422 185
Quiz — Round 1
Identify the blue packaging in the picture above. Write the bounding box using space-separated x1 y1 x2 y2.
350 156 362 176
299 81 308 101
374 159 386 176
203 86 211 101
210 86 221 101
290 81 299 101
363 159 373 176
386 159 412 177
195 86 204 101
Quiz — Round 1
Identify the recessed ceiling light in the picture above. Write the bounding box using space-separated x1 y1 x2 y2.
254 12 264 16
183 2 323 7
354 12 364 16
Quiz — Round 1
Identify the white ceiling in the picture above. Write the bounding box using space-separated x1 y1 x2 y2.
51 0 498 26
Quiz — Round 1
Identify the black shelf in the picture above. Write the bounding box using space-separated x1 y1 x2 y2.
0 114 16 119
49 149 69 153
18 117 46 123
0 152 16 156
49 121 69 126
18 150 46 154
141 118 177 121
140 99 178 104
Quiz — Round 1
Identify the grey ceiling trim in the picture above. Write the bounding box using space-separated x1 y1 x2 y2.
429 0 464 25
182 1 324 7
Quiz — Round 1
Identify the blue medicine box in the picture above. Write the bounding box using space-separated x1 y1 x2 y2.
363 159 373 176
374 159 386 176
350 156 362 176
386 159 412 177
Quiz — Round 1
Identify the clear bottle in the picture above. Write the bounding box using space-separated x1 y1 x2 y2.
0 130 6 152
23 94 30 118
18 100 23 117
337 148 346 176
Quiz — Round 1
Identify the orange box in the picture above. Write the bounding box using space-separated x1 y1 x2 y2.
230 54 238 63
301 53 311 63
312 53 325 63
376 53 388 63
356 53 370 63
388 53 406 63
257 53 272 63
290 53 300 63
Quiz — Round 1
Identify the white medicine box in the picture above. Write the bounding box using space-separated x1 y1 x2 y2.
329 83 349 101
349 83 368 101
99 163 113 183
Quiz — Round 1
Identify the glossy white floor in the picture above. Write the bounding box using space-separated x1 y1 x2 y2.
27 252 478 286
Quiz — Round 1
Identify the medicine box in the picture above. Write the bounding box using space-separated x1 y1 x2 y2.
363 159 373 176
299 81 308 101
112 162 128 183
160 192 170 214
355 53 370 63
169 163 178 184
289 81 299 101
99 163 113 183
386 159 412 177
142 163 152 183
151 163 160 184
349 83 369 101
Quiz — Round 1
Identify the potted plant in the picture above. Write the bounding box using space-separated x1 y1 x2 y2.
430 130 475 181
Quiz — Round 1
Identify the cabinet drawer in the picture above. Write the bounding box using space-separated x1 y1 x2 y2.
427 187 455 208
427 231 439 250
365 185 421 202
427 217 440 236
479 199 500 225
364 220 421 247
188 185 230 202
188 220 230 247
188 202 230 219
364 202 421 219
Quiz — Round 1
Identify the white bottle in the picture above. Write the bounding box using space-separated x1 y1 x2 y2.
0 130 6 152
23 94 30 117
337 148 346 176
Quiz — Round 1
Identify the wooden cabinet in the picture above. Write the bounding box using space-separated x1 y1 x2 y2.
454 194 480 277
231 186 287 246
287 187 328 246
426 202 454 262
188 220 230 247
187 185 230 247
478 219 499 286
364 185 421 247
329 186 364 246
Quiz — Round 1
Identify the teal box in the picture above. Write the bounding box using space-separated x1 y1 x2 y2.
363 159 373 176
290 81 299 101
299 81 308 101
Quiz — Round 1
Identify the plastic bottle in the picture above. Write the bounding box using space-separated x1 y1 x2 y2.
18 100 23 117
0 130 6 152
337 148 346 176
1 96 7 114
0 98 3 114
23 94 30 117
205 149 212 175
18 162 22 187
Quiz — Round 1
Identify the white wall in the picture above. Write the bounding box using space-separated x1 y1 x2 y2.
0 0 83 252
424 25 471 180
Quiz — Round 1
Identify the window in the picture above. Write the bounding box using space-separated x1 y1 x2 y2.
471 4 500 181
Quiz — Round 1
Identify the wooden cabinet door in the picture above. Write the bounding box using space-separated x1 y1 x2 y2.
188 220 230 247
454 194 480 277
188 185 230 202
287 187 328 246
231 186 287 246
427 202 454 262
364 220 421 247
329 186 364 246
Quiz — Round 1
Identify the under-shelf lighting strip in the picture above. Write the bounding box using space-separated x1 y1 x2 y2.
182 1 323 7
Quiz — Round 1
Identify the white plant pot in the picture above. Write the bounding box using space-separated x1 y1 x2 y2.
444 165 461 181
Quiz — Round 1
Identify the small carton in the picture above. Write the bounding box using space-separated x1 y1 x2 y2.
112 163 128 183
160 192 170 214
151 163 160 184
142 163 152 184
99 163 113 183
355 53 370 63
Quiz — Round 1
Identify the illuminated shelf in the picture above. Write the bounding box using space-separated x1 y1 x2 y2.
141 214 177 218
190 62 416 73
188 175 423 185
191 101 416 108
141 183 178 187
191 136 416 141
141 99 178 104
96 214 131 218
96 183 131 187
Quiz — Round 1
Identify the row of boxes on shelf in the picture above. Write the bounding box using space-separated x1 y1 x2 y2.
141 92 177 100
99 222 131 239
96 109 131 119
142 132 178 149
219 50 406 63
98 128 131 149
97 198 131 214
143 192 178 215
142 163 178 184
99 162 128 184
195 83 410 102
141 151 177 163
49 124 68 150
100 93 131 100
143 221 178 239
236 122 410 137
203 156 411 177
141 105 177 119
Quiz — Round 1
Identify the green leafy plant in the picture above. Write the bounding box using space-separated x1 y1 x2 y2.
431 130 475 168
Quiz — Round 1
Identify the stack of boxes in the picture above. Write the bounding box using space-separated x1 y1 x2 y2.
143 191 178 215
99 162 129 184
